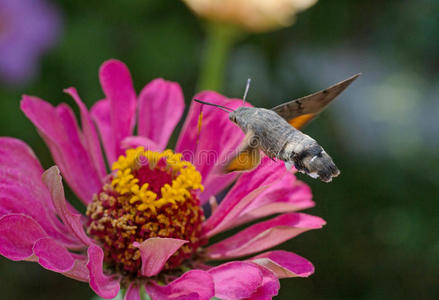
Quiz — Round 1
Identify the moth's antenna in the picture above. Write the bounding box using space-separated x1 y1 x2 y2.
242 78 251 104
193 99 234 112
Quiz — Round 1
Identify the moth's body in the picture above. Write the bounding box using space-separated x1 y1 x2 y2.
230 107 340 182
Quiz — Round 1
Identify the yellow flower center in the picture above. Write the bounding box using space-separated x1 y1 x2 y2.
86 147 206 278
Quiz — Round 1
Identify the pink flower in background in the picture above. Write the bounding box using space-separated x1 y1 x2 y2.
0 59 324 299
0 0 61 85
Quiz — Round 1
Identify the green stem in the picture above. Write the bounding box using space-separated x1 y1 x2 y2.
197 22 241 92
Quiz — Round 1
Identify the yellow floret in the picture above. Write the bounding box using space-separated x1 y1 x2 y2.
110 148 204 214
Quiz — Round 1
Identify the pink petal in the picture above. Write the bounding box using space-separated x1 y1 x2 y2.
176 91 251 204
0 214 47 261
42 166 93 246
243 265 279 300
87 245 120 299
0 140 81 247
251 250 315 278
125 283 140 300
62 257 90 282
121 136 161 152
56 103 102 201
21 96 102 204
0 138 53 210
0 138 43 180
0 214 81 276
90 99 115 163
134 237 187 277
202 157 286 237
202 184 270 239
145 270 214 300
64 87 107 179
205 213 326 260
138 78 184 150
0 186 82 249
0 185 50 227
208 261 264 300
203 158 315 238
99 59 137 159
33 237 75 272
236 178 314 227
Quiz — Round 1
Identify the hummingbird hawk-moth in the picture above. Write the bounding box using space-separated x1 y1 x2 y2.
194 73 360 182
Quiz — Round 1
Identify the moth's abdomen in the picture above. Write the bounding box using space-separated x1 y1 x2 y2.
299 148 340 182
282 135 340 182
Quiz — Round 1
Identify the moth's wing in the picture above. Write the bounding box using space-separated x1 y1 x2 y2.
271 73 361 129
224 131 261 173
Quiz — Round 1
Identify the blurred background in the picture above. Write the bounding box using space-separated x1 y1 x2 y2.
0 0 438 299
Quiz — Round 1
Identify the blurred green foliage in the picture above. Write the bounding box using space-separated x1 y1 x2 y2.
0 0 438 299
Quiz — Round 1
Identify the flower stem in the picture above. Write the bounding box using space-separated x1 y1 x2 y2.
197 22 241 92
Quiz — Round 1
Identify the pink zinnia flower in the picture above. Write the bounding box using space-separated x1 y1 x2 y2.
0 59 325 299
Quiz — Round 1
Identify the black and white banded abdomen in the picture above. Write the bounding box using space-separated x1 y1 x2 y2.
280 131 340 182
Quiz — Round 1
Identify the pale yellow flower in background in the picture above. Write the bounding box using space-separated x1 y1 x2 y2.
182 0 318 32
